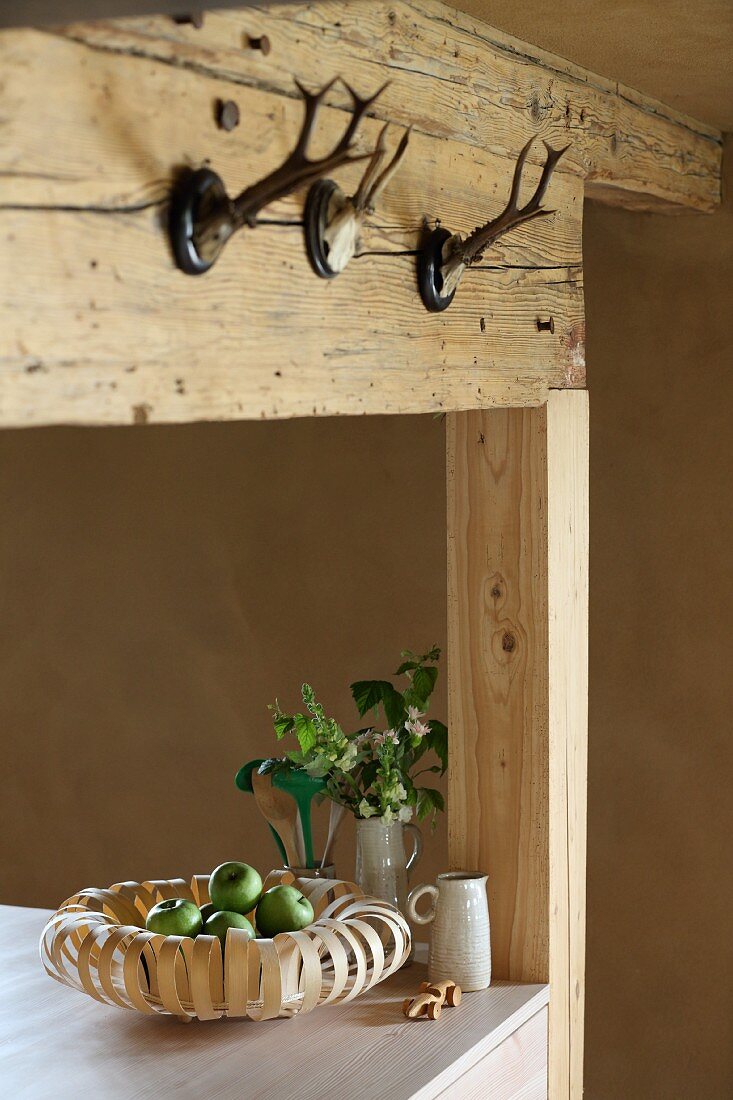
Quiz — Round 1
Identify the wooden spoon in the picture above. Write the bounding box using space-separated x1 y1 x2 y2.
321 800 347 868
234 758 287 864
251 770 303 868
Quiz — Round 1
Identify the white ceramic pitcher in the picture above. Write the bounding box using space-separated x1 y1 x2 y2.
407 871 491 991
355 818 422 963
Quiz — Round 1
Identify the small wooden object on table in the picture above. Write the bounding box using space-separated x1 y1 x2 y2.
420 979 462 1007
403 978 462 1020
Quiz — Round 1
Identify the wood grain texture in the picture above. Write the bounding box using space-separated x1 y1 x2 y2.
0 0 721 426
434 1006 548 1099
447 405 550 985
546 391 589 1100
0 26 584 427
447 392 588 1099
59 1 722 212
3 906 548 1100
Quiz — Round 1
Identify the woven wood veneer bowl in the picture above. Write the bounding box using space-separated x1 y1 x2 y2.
40 868 411 1022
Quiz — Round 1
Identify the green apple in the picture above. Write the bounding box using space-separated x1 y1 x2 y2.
199 902 217 924
209 861 262 915
256 885 314 937
203 910 255 946
145 898 203 938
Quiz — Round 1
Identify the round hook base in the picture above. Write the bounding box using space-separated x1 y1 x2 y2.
304 178 341 279
169 167 230 276
418 226 456 313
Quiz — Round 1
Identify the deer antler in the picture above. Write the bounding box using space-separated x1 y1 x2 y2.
307 121 411 277
233 78 389 228
351 122 411 214
173 77 388 274
438 138 569 296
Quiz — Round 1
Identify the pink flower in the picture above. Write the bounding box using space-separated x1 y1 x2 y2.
407 705 425 722
373 729 400 747
406 718 430 739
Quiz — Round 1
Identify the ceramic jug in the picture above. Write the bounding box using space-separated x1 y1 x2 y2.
355 818 422 959
407 871 491 991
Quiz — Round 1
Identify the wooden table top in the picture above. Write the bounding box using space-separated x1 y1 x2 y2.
1 904 548 1100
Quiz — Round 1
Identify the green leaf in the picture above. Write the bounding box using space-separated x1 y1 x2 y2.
395 660 418 676
382 685 407 730
359 760 380 791
259 757 289 775
350 680 394 718
294 713 317 754
413 665 438 702
415 787 445 820
402 686 424 711
411 735 429 765
272 713 294 739
427 720 448 773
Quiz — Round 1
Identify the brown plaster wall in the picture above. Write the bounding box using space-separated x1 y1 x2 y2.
582 136 733 1098
0 415 449 912
0 147 730 1097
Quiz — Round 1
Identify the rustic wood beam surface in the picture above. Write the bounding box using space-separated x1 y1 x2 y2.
61 1 723 212
0 2 721 426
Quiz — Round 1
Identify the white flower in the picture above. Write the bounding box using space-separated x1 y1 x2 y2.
398 805 413 823
358 799 377 818
338 741 358 770
407 705 425 722
406 718 430 739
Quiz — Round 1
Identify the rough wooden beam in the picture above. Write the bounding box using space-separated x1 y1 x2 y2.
0 2 721 426
60 1 722 213
0 25 584 427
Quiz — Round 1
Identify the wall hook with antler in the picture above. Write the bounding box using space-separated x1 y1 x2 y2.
418 137 570 312
304 120 411 278
169 77 386 275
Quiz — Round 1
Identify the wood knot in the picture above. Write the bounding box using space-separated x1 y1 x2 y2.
491 585 501 599
502 631 516 653
529 94 542 123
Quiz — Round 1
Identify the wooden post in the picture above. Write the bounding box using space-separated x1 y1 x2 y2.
447 390 589 1098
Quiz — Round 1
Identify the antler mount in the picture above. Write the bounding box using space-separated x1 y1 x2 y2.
305 120 411 278
170 78 385 276
418 137 570 312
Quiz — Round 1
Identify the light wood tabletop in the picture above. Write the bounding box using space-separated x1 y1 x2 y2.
1 904 548 1099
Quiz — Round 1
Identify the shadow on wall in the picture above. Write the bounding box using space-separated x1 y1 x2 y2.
0 414 447 910
583 134 733 1099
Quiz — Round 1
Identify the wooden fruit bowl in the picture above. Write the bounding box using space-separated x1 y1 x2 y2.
40 869 411 1022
